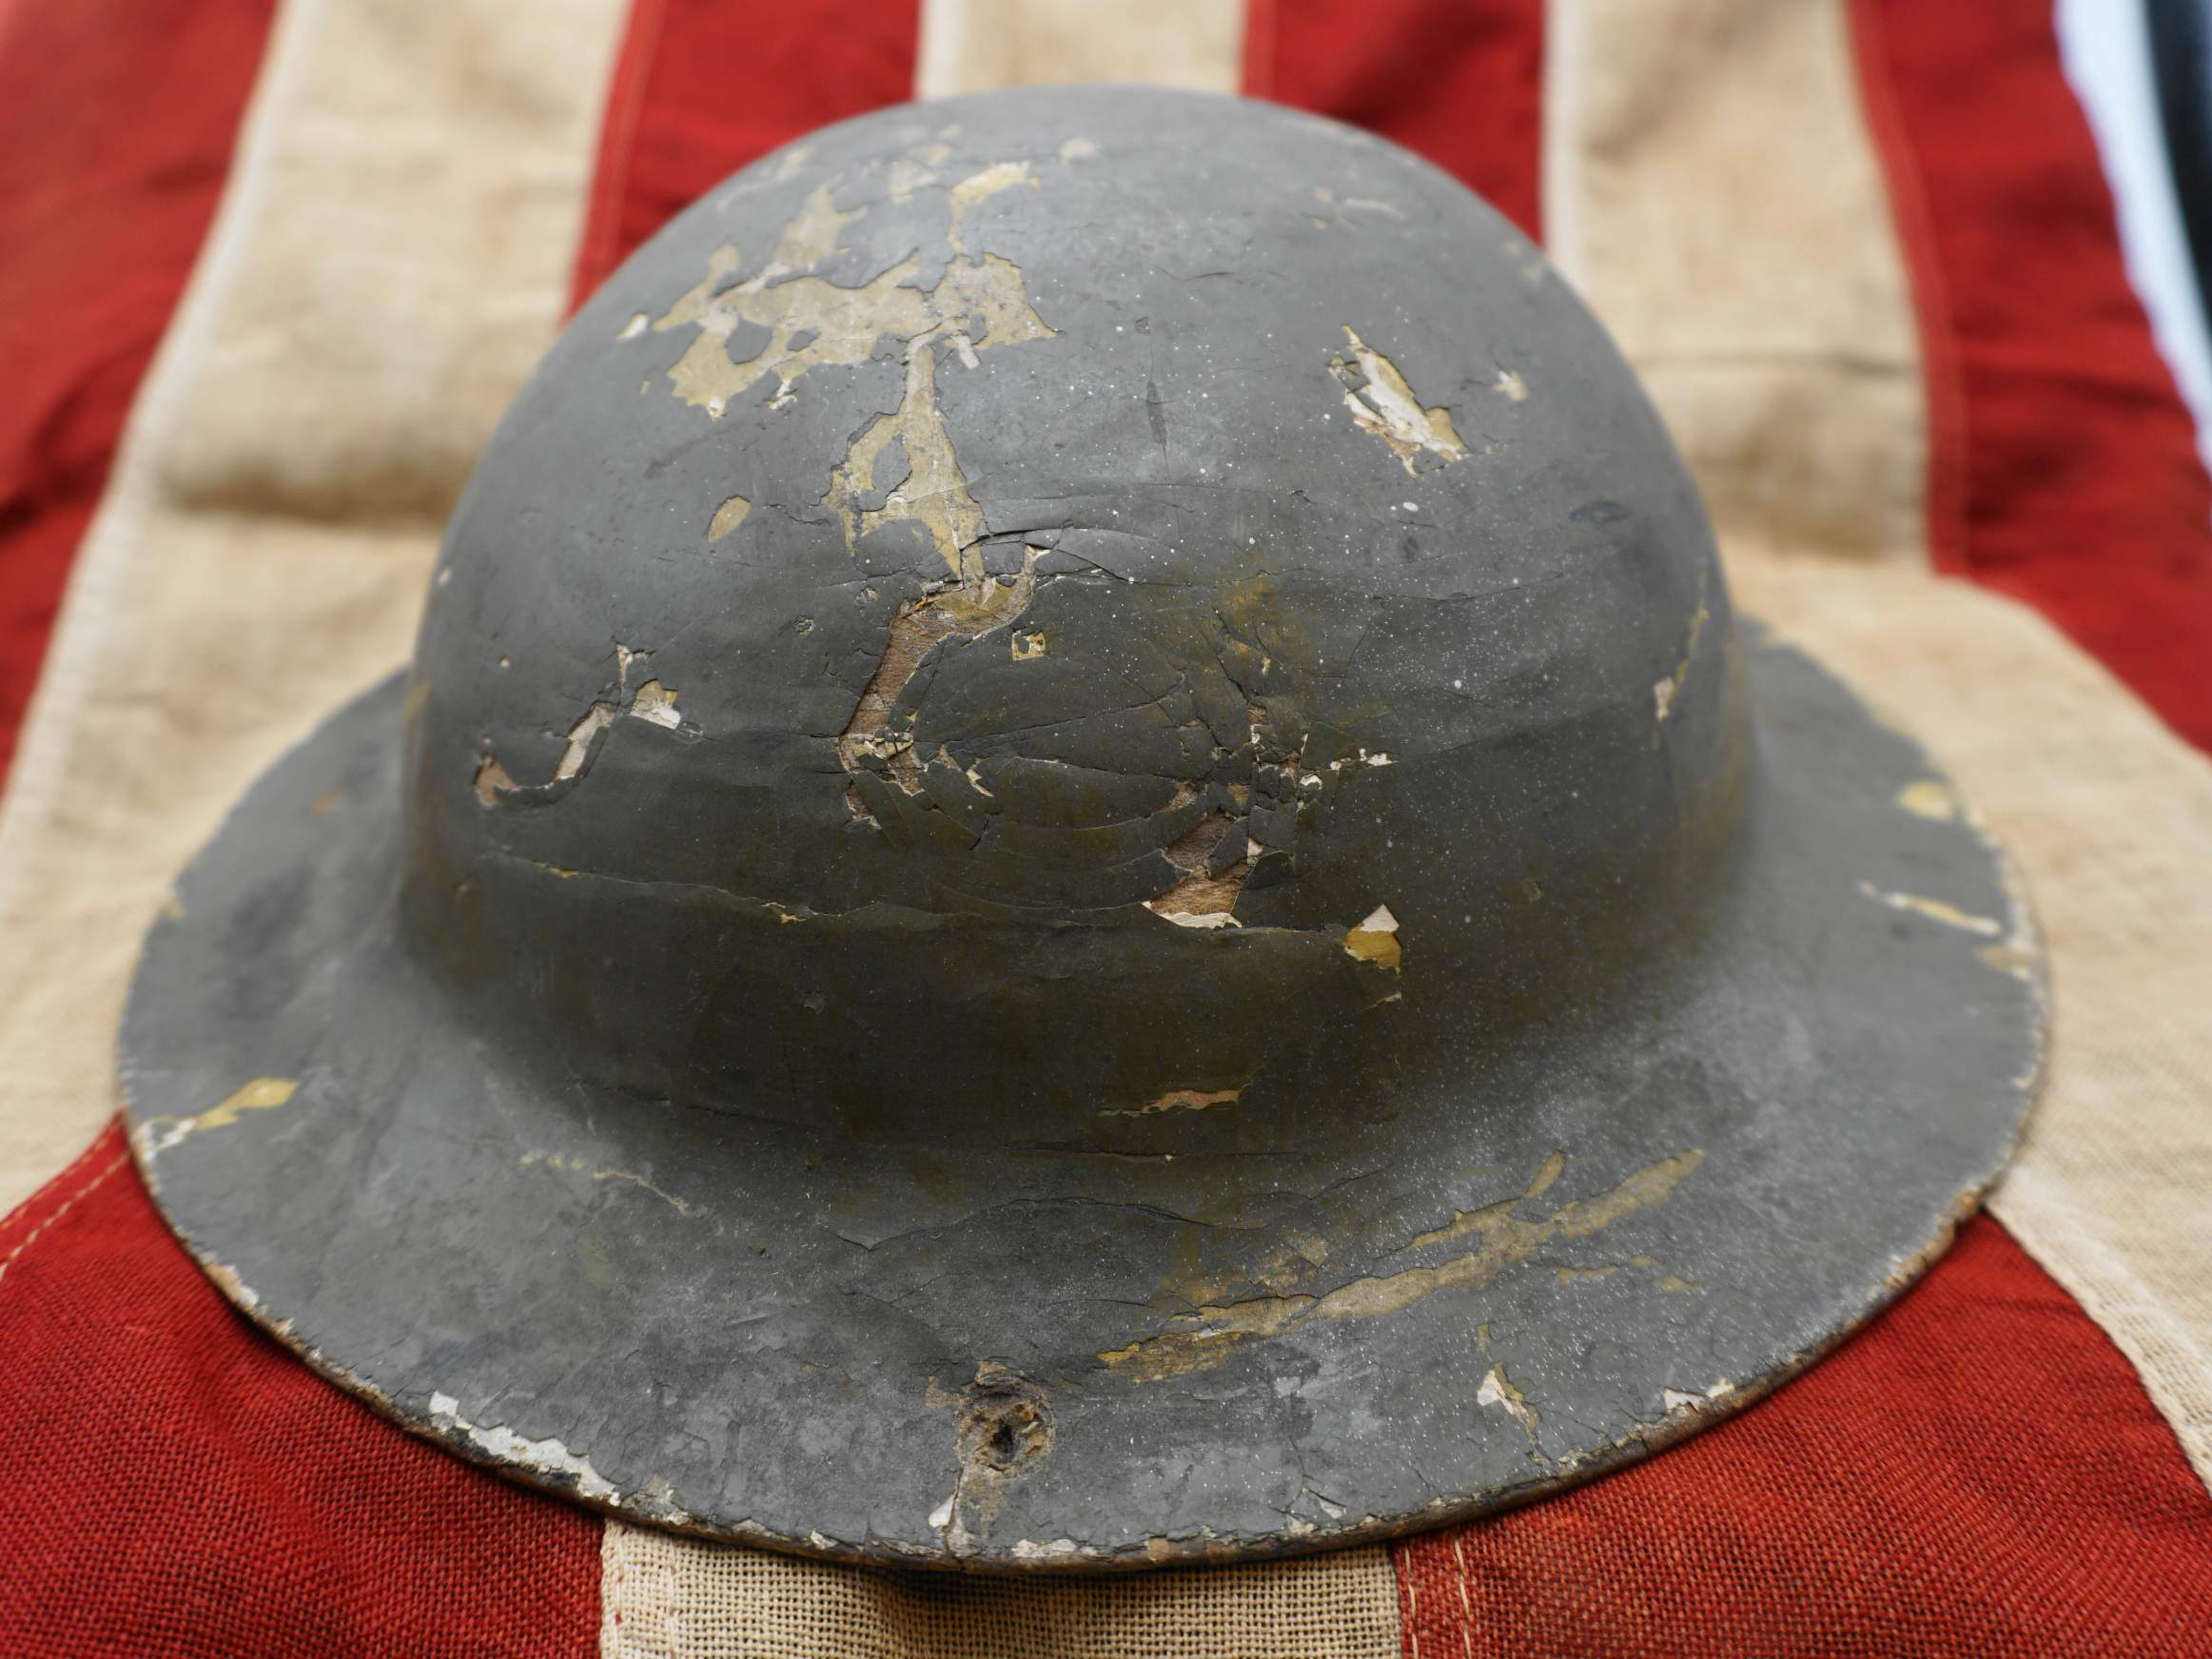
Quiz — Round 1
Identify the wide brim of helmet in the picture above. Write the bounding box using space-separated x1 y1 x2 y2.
119 619 2043 1572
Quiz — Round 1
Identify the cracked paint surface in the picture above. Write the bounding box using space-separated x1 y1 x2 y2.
520 1149 703 1218
836 549 1040 790
1477 1364 1539 1441
475 648 687 805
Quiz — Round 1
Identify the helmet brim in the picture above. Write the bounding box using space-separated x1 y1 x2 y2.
120 619 2042 1571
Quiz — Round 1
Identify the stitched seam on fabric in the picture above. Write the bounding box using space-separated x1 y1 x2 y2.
0 1125 124 1250
0 1152 128 1291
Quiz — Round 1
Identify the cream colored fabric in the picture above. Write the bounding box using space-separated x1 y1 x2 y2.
601 1528 1402 1659
0 0 627 1215
1558 0 2212 1487
1556 0 1928 562
916 0 1243 99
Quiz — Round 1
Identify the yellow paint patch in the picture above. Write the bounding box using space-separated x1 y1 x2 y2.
140 1077 302 1158
1327 327 1468 474
655 246 934 417
1857 881 2004 937
947 160 1036 244
628 679 681 730
1654 587 1712 729
1102 1147 1704 1382
1477 1363 1539 1440
1896 778 1958 821
1341 904 1401 971
706 494 752 541
824 342 989 581
199 1077 299 1129
641 164 1056 586
836 552 1041 782
1102 1087 1243 1118
473 755 517 808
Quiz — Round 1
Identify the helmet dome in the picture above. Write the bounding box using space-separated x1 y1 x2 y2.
402 88 1745 1124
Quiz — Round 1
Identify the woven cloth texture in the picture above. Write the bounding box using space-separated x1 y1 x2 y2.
0 1125 603 1657
1 0 2210 1652
1395 1218 2212 1655
603 1530 1400 1659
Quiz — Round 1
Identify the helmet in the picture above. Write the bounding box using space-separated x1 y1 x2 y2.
123 86 2042 1571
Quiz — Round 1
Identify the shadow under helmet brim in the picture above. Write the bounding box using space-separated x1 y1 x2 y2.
119 619 2043 1571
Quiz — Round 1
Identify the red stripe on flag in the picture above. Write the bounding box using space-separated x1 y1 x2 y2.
1394 1218 2212 1656
572 0 922 303
1246 0 1545 240
0 0 276 789
1854 0 2212 752
0 1124 603 1658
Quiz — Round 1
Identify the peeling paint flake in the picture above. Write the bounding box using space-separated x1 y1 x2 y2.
1857 881 2004 938
1653 587 1712 730
1341 904 1401 972
1477 1363 1540 1441
1102 1086 1244 1118
838 551 1040 790
707 494 752 541
139 1076 302 1157
555 703 618 782
1145 809 1253 927
628 680 682 731
478 649 689 805
824 340 989 580
946 160 1036 243
1895 778 1958 821
1101 1147 1703 1382
643 164 1054 598
429 1391 619 1502
1327 327 1468 475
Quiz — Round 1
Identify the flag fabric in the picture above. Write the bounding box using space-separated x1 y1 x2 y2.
2 0 2208 1652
